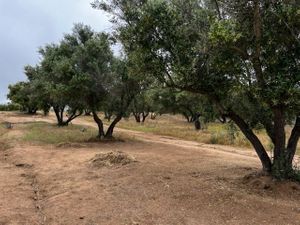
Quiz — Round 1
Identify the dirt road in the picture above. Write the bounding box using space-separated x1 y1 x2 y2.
0 112 300 225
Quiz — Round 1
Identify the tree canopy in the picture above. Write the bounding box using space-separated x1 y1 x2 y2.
93 0 300 178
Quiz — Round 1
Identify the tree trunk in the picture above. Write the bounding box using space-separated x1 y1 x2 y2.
134 113 141 123
105 115 122 139
27 107 37 115
270 107 294 178
65 109 82 125
228 111 272 172
142 112 149 123
52 106 81 126
183 113 190 122
287 116 300 165
53 106 64 126
84 110 91 116
194 120 201 130
60 107 64 124
273 107 286 160
214 0 222 19
92 111 105 138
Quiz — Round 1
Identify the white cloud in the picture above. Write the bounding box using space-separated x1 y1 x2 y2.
0 0 112 103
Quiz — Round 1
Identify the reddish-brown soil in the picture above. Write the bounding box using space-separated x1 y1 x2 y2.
0 112 300 225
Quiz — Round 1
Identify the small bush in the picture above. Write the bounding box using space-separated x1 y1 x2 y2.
209 132 229 145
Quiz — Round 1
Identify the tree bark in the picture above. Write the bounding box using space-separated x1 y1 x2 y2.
60 106 64 125
27 107 38 115
273 107 286 160
134 113 141 123
182 112 191 122
105 115 122 138
214 0 222 19
53 106 64 126
65 109 82 125
228 111 272 172
53 106 80 126
287 116 300 164
142 112 149 123
194 120 201 130
252 0 265 86
92 111 105 138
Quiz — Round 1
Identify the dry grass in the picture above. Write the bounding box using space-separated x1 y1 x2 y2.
0 123 13 150
22 122 98 145
0 124 7 137
89 151 137 168
84 114 299 154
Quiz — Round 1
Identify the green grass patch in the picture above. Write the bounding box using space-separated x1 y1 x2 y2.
22 122 97 145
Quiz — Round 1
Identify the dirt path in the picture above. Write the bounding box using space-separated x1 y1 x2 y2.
15 113 265 160
1 112 300 225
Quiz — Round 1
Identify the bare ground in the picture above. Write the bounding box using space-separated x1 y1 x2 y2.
0 112 300 225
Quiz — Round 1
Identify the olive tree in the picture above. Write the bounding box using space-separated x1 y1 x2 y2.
7 81 38 114
93 0 300 178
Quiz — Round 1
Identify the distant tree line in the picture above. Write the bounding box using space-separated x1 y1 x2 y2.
0 103 21 111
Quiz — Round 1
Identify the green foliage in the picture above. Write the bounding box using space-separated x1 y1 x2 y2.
7 81 38 114
96 0 300 174
225 121 239 144
209 19 242 45
149 88 218 123
0 103 21 111
6 22 139 135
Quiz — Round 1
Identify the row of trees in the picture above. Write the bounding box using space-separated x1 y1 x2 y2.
8 24 139 138
129 87 217 125
8 24 218 137
7 0 299 179
92 0 300 178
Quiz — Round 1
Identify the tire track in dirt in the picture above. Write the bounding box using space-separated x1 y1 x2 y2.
1 112 300 225
27 171 47 225
0 124 48 225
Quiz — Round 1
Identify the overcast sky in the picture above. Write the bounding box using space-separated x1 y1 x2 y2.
0 0 113 103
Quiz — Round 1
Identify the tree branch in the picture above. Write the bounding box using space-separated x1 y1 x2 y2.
228 111 272 171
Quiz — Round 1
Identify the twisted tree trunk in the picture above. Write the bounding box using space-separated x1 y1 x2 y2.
92 111 105 138
105 115 122 139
